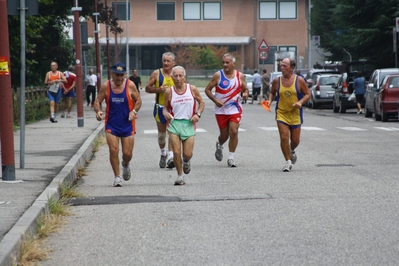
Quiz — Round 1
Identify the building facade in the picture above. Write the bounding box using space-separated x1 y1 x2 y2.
88 0 312 72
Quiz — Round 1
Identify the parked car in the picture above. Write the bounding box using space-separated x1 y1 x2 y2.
308 74 340 108
364 68 399 117
373 74 399 122
244 74 253 99
305 68 340 87
332 61 376 113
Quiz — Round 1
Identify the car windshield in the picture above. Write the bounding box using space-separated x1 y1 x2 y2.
246 75 253 82
320 76 340 85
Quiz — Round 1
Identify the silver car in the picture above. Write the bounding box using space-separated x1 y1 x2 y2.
308 74 340 108
244 74 253 97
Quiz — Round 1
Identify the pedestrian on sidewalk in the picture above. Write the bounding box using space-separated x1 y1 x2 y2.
267 58 310 172
60 65 76 118
44 61 67 123
163 66 205 186
205 53 249 167
145 52 176 169
94 62 142 187
85 68 97 107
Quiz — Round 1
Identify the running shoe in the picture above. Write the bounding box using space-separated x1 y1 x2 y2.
215 141 223 161
113 176 122 187
60 112 65 118
159 155 167 168
122 162 131 181
174 175 186 186
290 151 297 164
183 160 191 174
166 158 175 169
227 159 237 167
282 163 292 172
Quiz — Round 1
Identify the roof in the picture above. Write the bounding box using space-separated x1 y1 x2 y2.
89 36 252 45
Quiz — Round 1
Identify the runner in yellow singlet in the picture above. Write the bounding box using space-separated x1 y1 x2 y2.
145 52 176 169
267 58 310 172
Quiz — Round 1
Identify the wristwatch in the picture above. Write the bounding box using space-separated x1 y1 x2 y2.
196 112 201 118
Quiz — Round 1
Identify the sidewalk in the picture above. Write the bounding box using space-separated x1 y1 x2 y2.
0 105 104 266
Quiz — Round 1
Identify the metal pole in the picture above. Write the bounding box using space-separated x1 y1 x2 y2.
94 0 101 93
105 0 111 79
0 0 16 180
72 0 84 127
114 0 118 63
126 0 129 74
20 0 26 168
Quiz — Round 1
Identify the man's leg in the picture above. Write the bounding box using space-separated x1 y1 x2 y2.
121 135 134 181
85 87 90 105
228 122 240 153
106 133 122 186
157 122 168 168
169 133 182 175
67 97 73 113
91 88 96 106
277 122 291 160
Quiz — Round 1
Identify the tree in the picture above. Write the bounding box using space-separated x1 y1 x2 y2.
8 0 123 87
311 0 399 67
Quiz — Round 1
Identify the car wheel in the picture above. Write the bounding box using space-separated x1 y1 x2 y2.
364 108 372 118
308 98 313 109
313 100 319 109
381 109 389 122
333 99 339 113
339 100 346 113
375 113 381 121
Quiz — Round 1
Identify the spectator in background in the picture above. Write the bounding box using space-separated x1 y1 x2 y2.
353 71 366 114
129 68 142 93
44 61 67 123
60 65 76 118
250 69 262 104
296 69 305 80
85 68 97 107
261 69 270 101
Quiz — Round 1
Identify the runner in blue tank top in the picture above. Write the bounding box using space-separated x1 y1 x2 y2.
94 62 142 187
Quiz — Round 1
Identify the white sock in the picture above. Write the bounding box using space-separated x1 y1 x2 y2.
287 160 292 164
229 152 235 160
161 148 166 156
168 151 174 158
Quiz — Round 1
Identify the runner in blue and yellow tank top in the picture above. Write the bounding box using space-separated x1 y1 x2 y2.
145 52 176 169
267 58 310 172
94 62 142 187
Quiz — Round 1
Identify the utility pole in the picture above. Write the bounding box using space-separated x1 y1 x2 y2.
94 0 101 92
72 0 84 127
0 0 16 181
114 0 118 63
20 0 27 169
105 0 111 79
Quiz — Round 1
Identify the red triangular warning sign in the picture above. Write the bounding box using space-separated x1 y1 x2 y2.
258 39 270 51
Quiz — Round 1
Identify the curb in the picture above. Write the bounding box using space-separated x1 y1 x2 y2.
0 122 105 266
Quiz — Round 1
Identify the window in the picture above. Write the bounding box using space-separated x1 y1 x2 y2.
279 1 296 19
157 2 175 21
259 1 297 20
183 2 201 20
203 2 221 20
111 2 130 21
278 46 297 62
183 2 221 20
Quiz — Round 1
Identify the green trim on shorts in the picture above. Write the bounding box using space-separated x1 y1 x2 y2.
167 119 195 141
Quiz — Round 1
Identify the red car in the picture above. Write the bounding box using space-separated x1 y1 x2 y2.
374 74 399 122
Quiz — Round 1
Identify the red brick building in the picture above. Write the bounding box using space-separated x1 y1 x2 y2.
88 0 310 72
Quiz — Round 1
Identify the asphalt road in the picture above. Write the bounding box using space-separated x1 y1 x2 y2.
42 92 399 266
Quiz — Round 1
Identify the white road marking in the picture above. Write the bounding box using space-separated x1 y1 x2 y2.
337 127 367 131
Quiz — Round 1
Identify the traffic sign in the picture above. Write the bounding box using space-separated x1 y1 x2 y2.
259 51 268 60
313 35 320 46
258 39 270 51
